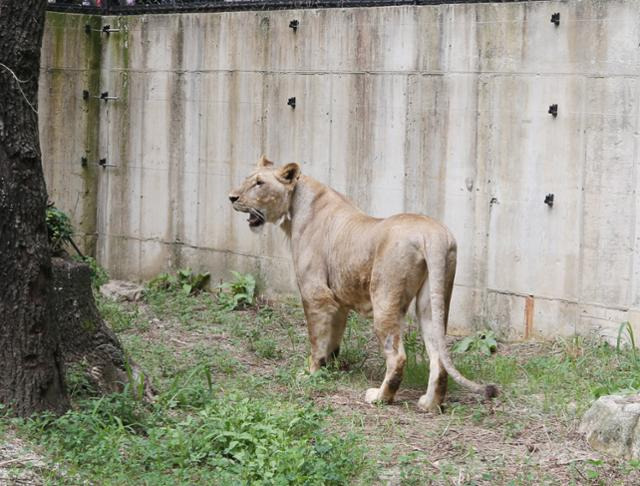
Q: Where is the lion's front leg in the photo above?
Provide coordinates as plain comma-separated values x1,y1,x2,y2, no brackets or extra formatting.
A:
301,291,347,373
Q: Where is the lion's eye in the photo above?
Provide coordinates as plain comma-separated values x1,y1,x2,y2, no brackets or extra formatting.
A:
255,180,264,187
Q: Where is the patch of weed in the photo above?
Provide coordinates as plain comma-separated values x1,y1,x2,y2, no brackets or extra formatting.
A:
257,305,303,355
453,329,498,356
21,389,367,485
253,337,283,360
143,285,220,330
46,204,74,253
96,295,145,333
65,361,99,400
403,321,428,388
217,271,256,310
121,335,179,386
398,451,434,485
78,255,109,289
333,312,371,372
158,363,216,411
192,345,241,376
276,366,341,399
617,321,639,368
149,268,211,296
521,339,640,412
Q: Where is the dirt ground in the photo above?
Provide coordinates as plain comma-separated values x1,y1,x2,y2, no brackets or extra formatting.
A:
0,431,47,485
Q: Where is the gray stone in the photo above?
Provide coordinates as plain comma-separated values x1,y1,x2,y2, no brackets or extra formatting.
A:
99,280,144,302
579,394,640,459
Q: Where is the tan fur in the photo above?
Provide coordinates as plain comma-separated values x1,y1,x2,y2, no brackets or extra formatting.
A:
229,157,498,411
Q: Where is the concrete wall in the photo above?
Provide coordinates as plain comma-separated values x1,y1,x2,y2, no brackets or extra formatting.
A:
40,1,640,340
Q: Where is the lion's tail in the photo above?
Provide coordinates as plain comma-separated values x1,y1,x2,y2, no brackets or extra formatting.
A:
418,239,499,400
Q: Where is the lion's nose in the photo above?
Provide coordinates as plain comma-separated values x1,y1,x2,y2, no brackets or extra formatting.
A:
229,195,239,203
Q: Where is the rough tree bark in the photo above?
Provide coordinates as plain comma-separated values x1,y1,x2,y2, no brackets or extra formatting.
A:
0,1,152,415
52,258,153,399
0,0,69,416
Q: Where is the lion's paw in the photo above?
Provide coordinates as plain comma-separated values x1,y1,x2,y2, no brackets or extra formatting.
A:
417,394,443,413
365,387,382,404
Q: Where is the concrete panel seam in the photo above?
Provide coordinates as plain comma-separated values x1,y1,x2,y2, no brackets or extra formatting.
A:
628,76,640,306
97,68,640,79
102,234,291,262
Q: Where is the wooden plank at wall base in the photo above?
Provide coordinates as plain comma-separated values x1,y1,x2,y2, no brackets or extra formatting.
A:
525,295,534,340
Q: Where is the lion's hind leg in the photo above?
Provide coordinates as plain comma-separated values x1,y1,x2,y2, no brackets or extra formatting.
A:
416,278,448,412
417,249,456,412
364,298,408,404
365,248,424,405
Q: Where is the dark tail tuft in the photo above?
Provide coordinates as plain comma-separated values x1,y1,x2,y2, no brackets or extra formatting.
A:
484,384,499,399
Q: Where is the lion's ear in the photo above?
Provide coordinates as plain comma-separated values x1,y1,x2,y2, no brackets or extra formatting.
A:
257,155,274,168
276,163,301,185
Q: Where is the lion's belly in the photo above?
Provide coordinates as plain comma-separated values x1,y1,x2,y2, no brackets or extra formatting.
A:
326,239,377,317
332,274,374,318
353,300,374,318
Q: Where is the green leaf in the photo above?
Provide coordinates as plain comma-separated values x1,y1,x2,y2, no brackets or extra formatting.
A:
453,336,474,354
585,469,599,480
484,335,498,352
478,342,490,356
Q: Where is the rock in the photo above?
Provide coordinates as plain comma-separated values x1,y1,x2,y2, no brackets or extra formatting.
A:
100,280,145,302
579,394,640,459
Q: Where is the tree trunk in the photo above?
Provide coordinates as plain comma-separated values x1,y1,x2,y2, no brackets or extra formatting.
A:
0,0,69,416
52,258,153,399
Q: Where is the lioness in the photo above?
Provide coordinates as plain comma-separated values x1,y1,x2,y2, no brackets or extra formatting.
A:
229,156,498,411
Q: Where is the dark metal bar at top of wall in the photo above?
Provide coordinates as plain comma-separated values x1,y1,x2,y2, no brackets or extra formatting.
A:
47,0,551,16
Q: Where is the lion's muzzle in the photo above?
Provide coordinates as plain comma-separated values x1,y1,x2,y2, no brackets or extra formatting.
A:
229,199,266,229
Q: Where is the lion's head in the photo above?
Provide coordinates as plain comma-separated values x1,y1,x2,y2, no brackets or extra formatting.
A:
228,156,301,232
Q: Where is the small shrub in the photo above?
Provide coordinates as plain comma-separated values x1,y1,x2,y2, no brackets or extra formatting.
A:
76,255,109,289
46,204,74,253
453,330,498,356
617,321,638,362
217,271,256,310
148,268,210,296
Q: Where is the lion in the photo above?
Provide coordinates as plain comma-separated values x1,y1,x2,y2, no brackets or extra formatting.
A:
228,156,498,411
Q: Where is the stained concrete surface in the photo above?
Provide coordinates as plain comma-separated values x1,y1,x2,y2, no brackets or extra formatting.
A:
40,1,640,339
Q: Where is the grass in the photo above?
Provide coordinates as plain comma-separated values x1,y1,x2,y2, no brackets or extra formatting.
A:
6,277,640,484
96,294,146,333
22,392,365,485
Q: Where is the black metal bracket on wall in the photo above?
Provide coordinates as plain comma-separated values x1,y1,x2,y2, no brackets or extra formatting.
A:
85,23,121,34
83,90,119,102
98,158,117,168
81,156,116,168
544,193,554,207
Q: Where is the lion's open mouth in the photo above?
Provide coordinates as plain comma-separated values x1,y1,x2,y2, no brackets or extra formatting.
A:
247,209,265,228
